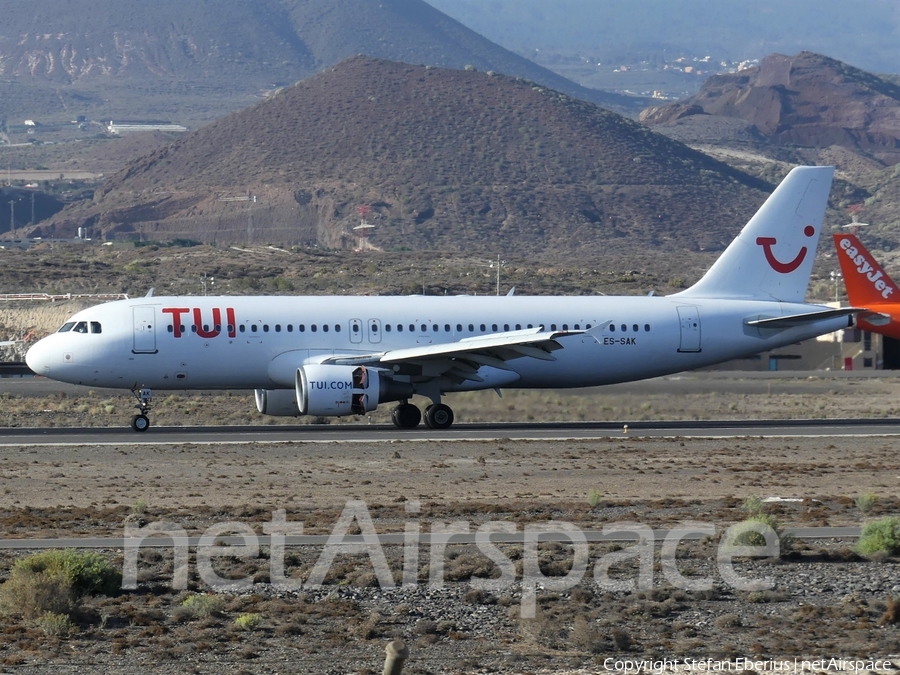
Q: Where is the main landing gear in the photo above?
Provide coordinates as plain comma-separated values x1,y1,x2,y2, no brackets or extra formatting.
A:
130,387,153,432
390,401,454,430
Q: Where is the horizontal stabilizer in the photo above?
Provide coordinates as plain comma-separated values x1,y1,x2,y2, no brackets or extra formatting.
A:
745,307,859,329
858,311,891,327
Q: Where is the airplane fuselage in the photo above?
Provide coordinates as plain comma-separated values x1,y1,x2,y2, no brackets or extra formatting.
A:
26,294,849,392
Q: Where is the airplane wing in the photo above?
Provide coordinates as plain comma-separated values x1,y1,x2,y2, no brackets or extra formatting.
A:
324,325,602,383
745,308,859,329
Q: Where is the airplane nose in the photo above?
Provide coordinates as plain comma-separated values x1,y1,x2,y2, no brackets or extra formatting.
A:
25,338,53,376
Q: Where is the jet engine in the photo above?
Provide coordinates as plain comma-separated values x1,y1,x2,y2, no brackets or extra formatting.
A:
254,389,301,416
295,364,413,417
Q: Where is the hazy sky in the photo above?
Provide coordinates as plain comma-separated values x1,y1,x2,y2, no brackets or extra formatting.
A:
425,0,900,74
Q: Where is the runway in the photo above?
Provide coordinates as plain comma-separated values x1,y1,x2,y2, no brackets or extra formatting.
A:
1,417,900,445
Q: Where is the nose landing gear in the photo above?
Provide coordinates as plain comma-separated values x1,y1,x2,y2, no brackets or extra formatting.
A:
130,387,153,432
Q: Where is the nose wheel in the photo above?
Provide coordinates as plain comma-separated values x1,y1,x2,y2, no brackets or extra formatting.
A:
130,414,150,432
130,387,153,432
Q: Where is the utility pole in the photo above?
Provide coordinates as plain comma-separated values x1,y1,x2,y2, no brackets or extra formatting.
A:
9,200,13,239
247,192,256,246
30,192,34,226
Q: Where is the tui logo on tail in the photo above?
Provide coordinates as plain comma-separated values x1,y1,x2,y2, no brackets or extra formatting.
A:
756,226,816,274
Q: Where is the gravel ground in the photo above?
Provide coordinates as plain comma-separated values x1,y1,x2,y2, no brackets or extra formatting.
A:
0,430,899,673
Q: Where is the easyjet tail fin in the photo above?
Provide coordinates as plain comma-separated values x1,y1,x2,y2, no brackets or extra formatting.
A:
833,233,899,305
673,166,835,302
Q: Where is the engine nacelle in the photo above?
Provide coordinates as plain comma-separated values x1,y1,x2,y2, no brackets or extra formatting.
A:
296,364,382,417
254,389,301,417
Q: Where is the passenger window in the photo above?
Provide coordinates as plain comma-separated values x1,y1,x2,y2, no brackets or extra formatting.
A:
504,324,509,331
421,324,427,332
371,324,378,332
468,324,474,332
586,323,591,329
90,322,102,334
287,325,293,332
562,324,568,331
620,324,626,332
432,325,438,332
645,324,650,332
353,324,360,333
167,325,173,333
58,322,76,333
444,324,451,332
263,325,269,332
299,325,305,332
227,324,234,333
515,324,521,330
409,324,415,332
633,324,639,332
456,324,462,332
323,324,329,332
492,324,498,331
397,325,403,332
385,324,392,332
610,324,616,332
574,324,580,330
275,325,281,332
203,325,209,332
527,324,533,329
191,325,198,333
251,325,257,333
335,324,340,332
240,325,246,333
551,324,557,331
311,325,317,332
480,324,486,332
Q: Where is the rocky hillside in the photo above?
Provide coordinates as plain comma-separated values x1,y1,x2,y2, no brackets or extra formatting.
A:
32,57,771,256
0,0,639,125
640,52,900,167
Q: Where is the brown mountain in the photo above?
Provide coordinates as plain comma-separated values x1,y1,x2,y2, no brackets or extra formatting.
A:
640,52,900,167
0,0,640,125
35,57,771,256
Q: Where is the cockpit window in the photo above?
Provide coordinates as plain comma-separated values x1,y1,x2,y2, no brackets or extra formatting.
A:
73,321,88,333
90,322,102,334
58,322,76,333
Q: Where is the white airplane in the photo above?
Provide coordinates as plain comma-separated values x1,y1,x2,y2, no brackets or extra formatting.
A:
26,166,854,432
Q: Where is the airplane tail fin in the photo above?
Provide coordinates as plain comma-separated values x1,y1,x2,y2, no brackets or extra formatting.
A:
833,233,899,305
673,166,835,302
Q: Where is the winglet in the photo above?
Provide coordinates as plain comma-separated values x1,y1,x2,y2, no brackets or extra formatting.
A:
833,233,899,305
673,166,835,302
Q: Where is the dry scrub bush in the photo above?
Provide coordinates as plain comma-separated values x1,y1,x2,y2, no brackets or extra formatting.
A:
178,593,225,619
234,612,263,630
0,568,76,620
35,611,75,636
0,550,120,620
858,517,900,556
